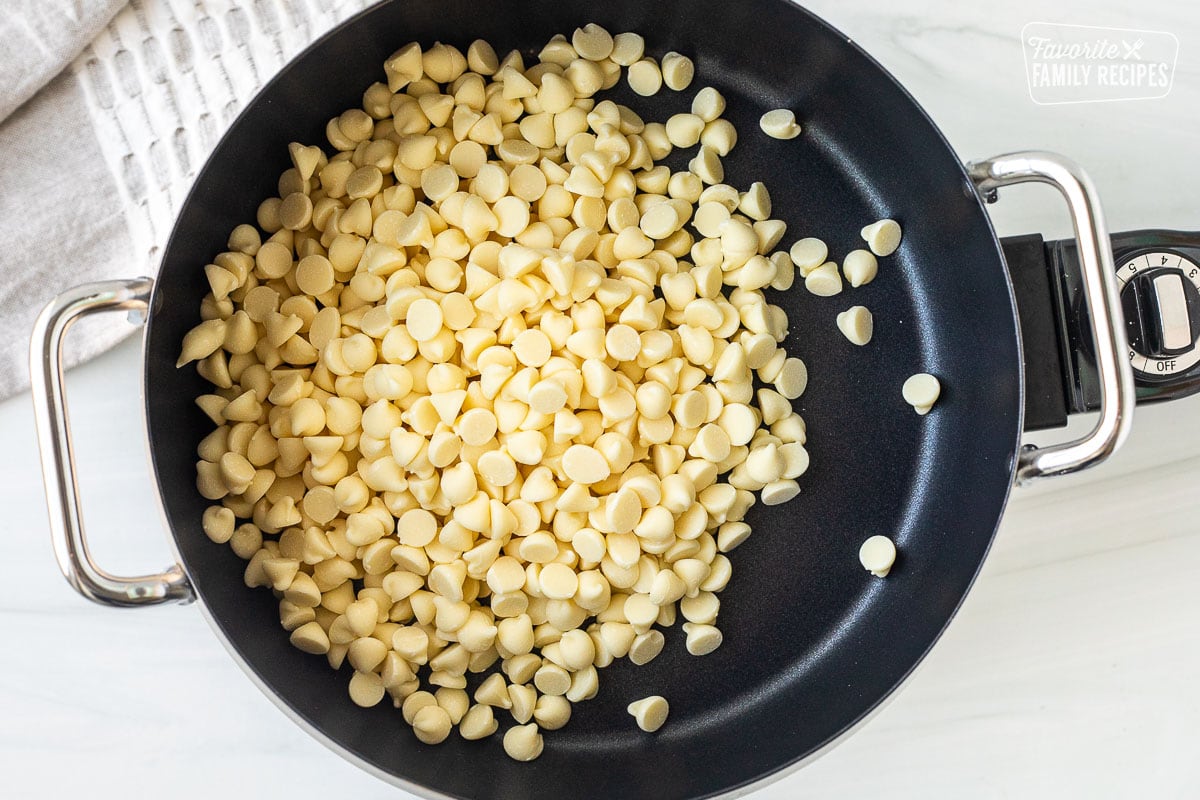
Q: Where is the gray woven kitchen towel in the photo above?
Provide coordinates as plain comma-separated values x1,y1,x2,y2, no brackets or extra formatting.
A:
0,0,373,399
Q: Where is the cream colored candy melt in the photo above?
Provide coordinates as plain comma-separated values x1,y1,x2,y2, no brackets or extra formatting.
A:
179,25,830,765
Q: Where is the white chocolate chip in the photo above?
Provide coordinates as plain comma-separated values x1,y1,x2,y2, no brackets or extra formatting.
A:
788,237,828,276
700,119,737,156
661,52,694,90
459,704,499,739
691,87,726,122
665,113,705,148
458,407,498,445
405,298,443,342
861,218,903,256
534,694,573,730
539,563,580,600
610,32,645,66
627,695,669,732
629,630,665,665
902,373,941,412
774,358,808,400
348,670,385,707
859,534,897,577
804,263,842,297
836,306,874,346
572,23,614,61
842,249,878,287
759,108,801,140
627,59,663,96
738,182,771,221
513,329,552,367
503,723,544,761
412,704,453,744
760,479,801,506
682,622,723,655
562,444,611,484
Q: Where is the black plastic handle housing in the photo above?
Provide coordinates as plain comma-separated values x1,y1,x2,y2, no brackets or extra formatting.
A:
1005,229,1200,430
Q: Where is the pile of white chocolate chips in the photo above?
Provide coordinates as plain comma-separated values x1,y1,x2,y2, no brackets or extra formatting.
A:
178,24,909,761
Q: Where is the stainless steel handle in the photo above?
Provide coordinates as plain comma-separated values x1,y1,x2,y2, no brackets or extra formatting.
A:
30,278,194,607
968,151,1135,485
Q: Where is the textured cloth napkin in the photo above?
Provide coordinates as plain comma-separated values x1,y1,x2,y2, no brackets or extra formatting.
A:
0,0,373,399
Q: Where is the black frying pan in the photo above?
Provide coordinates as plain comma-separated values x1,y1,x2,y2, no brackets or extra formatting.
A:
34,0,1166,798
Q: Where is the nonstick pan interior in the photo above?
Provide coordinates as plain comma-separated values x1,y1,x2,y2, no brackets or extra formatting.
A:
144,1,1023,797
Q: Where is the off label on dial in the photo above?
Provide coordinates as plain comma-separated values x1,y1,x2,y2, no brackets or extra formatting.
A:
1116,251,1200,377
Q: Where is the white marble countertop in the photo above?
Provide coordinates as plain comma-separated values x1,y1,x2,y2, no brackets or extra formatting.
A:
3,1,1199,797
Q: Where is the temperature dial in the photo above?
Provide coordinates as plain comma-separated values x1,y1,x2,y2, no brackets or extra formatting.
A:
1115,251,1200,379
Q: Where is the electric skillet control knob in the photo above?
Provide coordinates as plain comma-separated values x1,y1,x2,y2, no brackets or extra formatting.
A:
1115,251,1200,380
